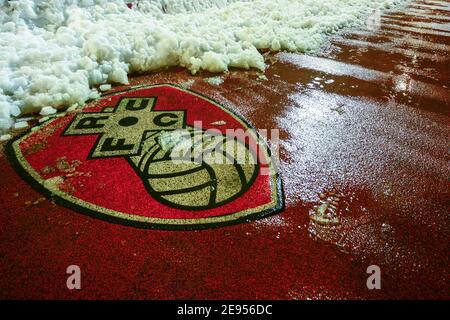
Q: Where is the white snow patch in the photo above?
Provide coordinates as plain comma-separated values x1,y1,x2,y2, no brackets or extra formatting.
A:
0,0,410,132
13,121,29,129
0,134,12,141
204,76,224,86
257,74,268,81
99,84,112,91
39,106,57,116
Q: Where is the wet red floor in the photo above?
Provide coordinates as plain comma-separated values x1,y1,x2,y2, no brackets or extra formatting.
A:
0,0,449,299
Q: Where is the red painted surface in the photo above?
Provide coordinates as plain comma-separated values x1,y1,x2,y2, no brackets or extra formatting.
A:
0,0,448,299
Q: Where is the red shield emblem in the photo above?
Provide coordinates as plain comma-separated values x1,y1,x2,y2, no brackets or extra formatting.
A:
7,84,283,229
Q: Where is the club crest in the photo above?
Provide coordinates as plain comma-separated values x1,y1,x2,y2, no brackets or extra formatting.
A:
7,84,283,229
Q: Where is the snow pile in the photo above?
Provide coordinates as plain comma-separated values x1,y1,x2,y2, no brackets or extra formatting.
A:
136,0,252,14
0,0,409,132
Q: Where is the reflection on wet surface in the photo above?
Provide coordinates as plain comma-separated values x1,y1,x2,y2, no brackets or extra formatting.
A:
176,0,449,299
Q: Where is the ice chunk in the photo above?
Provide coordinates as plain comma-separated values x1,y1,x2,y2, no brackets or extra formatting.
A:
0,134,12,141
13,121,29,129
39,107,57,116
204,76,224,86
99,84,112,92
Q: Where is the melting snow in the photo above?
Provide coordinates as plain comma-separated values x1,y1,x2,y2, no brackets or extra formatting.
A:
0,0,409,131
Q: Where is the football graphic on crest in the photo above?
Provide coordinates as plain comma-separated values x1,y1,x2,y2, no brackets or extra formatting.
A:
7,84,283,229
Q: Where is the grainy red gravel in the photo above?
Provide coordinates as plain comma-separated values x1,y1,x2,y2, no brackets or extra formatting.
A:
0,0,448,299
